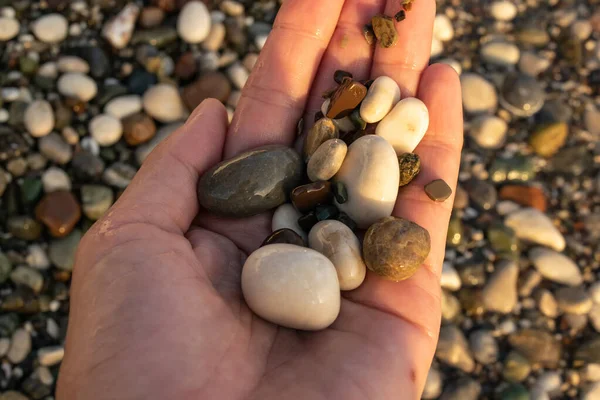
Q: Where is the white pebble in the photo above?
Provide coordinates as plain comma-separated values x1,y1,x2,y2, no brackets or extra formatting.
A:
490,0,518,21
359,76,401,123
272,203,307,242
430,37,443,58
227,63,249,90
469,115,507,149
32,14,68,43
177,1,211,44
433,14,454,42
24,100,54,138
26,244,50,270
38,62,58,79
376,97,429,155
0,109,8,123
529,247,583,286
80,137,100,156
254,33,268,50
1,7,16,19
57,73,98,102
143,84,187,123
0,16,19,41
2,87,20,101
460,73,498,114
102,3,139,49
441,262,462,291
42,166,71,193
104,95,142,119
57,56,90,74
572,20,592,41
38,346,64,367
590,282,600,304
89,114,123,147
481,42,520,66
505,208,566,251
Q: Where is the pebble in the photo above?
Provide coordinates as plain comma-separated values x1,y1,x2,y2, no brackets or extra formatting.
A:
136,122,182,164
499,185,547,212
534,371,562,396
140,6,165,28
303,118,339,161
49,230,81,271
582,383,600,400
397,153,421,187
430,38,443,58
529,122,568,157
89,114,123,146
371,14,398,48
441,262,461,291
122,112,156,146
291,181,333,213
461,73,498,114
481,42,520,66
10,266,43,293
202,23,226,51
469,329,499,365
143,84,187,122
32,14,68,43
177,1,211,44
363,216,430,281
434,14,454,42
0,337,9,357
7,216,42,241
500,73,545,117
334,136,399,228
436,325,475,372
22,367,53,398
0,392,29,400
483,260,519,314
376,97,429,155
35,191,81,238
103,162,137,188
326,80,367,119
7,329,31,364
24,100,54,138
359,76,401,123
439,378,481,400
519,51,551,76
182,72,232,109
57,73,98,102
81,185,114,220
585,104,600,135
38,133,72,165
555,287,592,315
306,139,347,182
41,166,71,193
505,208,565,251
102,3,139,49
529,247,583,286
425,179,453,202
309,220,366,291
0,17,19,41
508,329,561,368
241,244,340,330
469,115,507,149
422,368,443,399
26,244,50,270
490,0,518,21
575,338,600,364
57,56,90,74
104,95,143,119
272,203,307,242
504,350,532,382
226,63,249,90
536,289,559,318
198,145,303,217
262,229,305,247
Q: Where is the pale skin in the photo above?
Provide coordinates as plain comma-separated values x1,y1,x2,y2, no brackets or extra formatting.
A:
57,0,463,399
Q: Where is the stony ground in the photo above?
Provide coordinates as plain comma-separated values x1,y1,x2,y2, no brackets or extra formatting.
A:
0,0,599,399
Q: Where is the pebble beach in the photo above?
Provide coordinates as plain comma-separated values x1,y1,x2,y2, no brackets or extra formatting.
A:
0,0,599,399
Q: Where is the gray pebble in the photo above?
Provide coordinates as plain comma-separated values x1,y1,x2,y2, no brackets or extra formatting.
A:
49,230,82,271
7,328,31,364
38,132,72,165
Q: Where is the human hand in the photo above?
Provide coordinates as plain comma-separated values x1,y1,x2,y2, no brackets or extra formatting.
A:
57,0,462,399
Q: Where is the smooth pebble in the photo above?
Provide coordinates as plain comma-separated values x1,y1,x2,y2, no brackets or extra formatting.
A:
481,42,520,66
57,73,98,102
376,97,429,155
57,56,90,74
490,0,518,21
0,17,19,41
272,203,307,242
505,208,565,251
529,247,583,286
306,139,347,182
177,1,211,44
469,115,507,149
359,76,401,123
441,262,461,291
102,3,139,49
434,14,454,41
24,100,54,138
143,84,187,122
461,73,498,114
42,167,71,193
32,14,68,43
104,95,142,119
89,114,123,146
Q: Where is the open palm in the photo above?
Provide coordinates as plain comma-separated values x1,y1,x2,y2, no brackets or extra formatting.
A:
57,0,463,399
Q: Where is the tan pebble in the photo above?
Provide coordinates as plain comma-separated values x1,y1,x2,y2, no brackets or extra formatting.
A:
307,139,347,182
303,118,338,161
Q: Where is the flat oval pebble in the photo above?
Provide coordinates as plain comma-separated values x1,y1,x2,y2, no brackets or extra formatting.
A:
303,118,338,160
363,216,431,281
241,244,340,330
261,228,305,247
359,76,401,123
469,115,507,149
272,203,307,241
122,113,156,146
529,247,583,286
104,95,143,119
291,181,333,213
89,114,123,146
42,167,71,193
177,1,211,44
32,14,68,43
505,207,565,251
500,73,545,117
0,17,19,42
198,145,303,217
24,100,55,138
481,42,521,66
57,73,98,102
490,0,518,21
334,135,399,228
308,220,366,291
57,56,90,74
376,97,429,155
143,84,187,122
306,139,347,182
460,73,498,114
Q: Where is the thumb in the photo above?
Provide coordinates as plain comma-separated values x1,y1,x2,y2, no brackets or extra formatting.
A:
109,99,228,234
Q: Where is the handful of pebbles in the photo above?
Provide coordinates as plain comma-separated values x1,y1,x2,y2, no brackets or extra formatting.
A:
198,71,451,331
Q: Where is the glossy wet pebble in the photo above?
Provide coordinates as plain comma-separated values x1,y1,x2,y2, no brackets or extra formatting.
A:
363,216,431,281
309,220,366,291
241,244,340,330
376,97,429,155
198,145,303,217
359,76,401,123
326,80,367,119
500,73,545,117
306,139,347,182
334,135,399,228
291,181,333,213
262,228,305,247
143,84,187,122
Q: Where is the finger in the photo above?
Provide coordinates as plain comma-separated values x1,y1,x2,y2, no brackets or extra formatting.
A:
371,0,436,97
107,99,229,234
345,63,463,390
224,0,345,157
303,0,384,122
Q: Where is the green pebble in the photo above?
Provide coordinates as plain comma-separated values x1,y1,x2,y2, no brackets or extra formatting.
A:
332,181,348,204
446,214,463,247
315,205,339,221
0,252,12,284
490,156,536,183
488,223,519,259
19,56,39,76
336,211,357,231
498,383,530,400
349,109,367,130
20,177,43,205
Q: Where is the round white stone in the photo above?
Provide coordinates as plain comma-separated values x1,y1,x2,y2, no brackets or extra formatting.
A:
42,166,71,193
308,220,366,291
334,135,399,229
529,247,583,286
57,56,90,74
430,37,443,58
376,97,429,155
490,0,518,21
441,262,462,291
24,100,54,138
0,17,19,41
241,244,340,330
433,14,454,41
359,76,401,123
57,73,98,102
469,115,507,149
481,42,521,66
104,95,142,119
32,14,68,43
460,73,498,114
143,84,187,123
272,203,307,242
89,114,123,146
177,1,211,44
226,63,249,90
505,208,566,251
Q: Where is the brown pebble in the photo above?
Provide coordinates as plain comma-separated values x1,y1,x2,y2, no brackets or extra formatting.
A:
122,113,157,146
140,6,165,28
424,179,453,202
326,79,367,119
291,181,333,213
174,52,197,80
303,118,339,160
363,24,375,45
306,139,347,182
334,70,353,84
182,72,231,109
499,185,547,212
453,184,469,209
371,14,398,48
261,228,306,247
363,216,431,281
35,191,81,238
